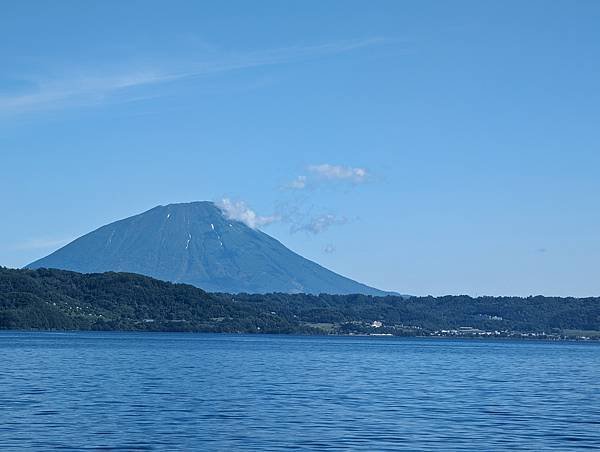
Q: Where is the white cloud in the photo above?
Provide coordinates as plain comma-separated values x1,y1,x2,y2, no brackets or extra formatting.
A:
286,163,371,189
308,164,369,184
0,37,385,115
217,198,279,229
217,197,347,235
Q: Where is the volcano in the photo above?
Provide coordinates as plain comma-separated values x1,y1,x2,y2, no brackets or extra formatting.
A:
27,202,388,295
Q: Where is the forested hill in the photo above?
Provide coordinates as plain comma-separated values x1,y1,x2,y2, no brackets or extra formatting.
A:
1,267,599,338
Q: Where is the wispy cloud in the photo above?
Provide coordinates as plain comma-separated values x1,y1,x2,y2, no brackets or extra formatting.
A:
216,196,349,235
323,244,336,254
308,164,369,183
0,37,385,115
13,237,73,251
219,161,374,234
286,163,371,190
0,72,171,113
275,201,349,234
286,176,307,190
217,198,279,229
290,213,348,234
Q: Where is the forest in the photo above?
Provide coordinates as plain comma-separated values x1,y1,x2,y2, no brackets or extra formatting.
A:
1,267,599,338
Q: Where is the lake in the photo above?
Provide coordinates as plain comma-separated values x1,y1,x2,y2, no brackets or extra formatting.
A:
1,332,599,451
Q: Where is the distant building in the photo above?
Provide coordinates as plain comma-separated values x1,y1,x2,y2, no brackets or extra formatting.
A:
371,321,383,328
458,326,482,334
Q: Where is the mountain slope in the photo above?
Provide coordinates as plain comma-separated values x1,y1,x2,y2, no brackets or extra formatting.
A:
27,201,388,295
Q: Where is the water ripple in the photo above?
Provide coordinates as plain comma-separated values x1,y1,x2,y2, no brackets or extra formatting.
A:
1,332,599,451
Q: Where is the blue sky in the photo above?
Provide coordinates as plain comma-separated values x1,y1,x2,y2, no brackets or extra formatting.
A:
1,1,599,296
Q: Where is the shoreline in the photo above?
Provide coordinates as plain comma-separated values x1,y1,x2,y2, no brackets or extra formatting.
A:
2,328,598,342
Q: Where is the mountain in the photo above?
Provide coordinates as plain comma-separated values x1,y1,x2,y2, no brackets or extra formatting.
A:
27,201,389,295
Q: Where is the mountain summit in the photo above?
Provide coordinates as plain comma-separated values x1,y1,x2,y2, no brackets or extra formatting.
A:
27,202,388,295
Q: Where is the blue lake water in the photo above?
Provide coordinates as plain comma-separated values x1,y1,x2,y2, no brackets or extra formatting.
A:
1,332,599,451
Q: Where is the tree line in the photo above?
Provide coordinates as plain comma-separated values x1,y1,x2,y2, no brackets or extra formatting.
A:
1,267,598,335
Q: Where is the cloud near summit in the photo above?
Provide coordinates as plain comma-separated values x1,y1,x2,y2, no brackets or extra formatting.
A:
217,197,348,235
223,163,372,233
217,198,279,229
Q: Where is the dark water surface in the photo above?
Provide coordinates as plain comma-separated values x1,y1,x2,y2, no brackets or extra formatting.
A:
1,332,599,451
